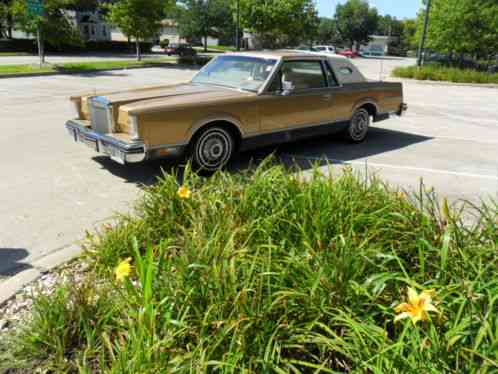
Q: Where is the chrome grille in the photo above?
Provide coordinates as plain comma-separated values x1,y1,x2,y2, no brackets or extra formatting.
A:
89,96,113,134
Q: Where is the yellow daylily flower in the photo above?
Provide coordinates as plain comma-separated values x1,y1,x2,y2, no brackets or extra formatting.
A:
177,186,192,199
115,258,132,282
394,287,439,325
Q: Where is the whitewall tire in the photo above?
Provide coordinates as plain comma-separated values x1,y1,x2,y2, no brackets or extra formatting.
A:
191,126,235,172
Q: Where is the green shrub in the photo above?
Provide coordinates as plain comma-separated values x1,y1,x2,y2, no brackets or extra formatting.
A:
1,162,497,373
159,39,170,49
393,64,498,84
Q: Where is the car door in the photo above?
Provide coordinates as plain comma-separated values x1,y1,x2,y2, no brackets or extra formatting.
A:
257,59,336,133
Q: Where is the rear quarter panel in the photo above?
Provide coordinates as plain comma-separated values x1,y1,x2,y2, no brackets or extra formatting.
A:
333,81,403,120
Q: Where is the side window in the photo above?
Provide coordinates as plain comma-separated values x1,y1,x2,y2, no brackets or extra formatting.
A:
324,61,339,87
268,71,282,92
280,61,327,91
339,67,353,75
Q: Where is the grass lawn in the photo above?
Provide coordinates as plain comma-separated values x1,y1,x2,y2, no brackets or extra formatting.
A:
1,161,497,372
0,52,32,57
0,57,177,76
393,64,498,84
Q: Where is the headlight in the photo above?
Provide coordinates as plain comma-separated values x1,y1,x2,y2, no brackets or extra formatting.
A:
70,100,81,119
128,115,141,141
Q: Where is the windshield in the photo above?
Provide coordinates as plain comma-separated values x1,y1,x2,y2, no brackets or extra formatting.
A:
191,55,277,91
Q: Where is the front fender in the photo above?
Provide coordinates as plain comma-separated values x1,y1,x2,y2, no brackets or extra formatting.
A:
188,113,245,142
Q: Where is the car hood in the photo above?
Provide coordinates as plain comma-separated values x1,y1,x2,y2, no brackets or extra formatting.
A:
97,83,232,105
117,84,255,115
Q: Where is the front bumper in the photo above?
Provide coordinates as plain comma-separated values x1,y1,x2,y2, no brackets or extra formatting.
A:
66,120,146,164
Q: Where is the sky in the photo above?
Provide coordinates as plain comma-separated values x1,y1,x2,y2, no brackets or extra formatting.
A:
316,0,422,19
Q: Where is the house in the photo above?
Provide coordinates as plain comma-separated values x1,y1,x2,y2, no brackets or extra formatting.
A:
360,35,393,56
72,10,110,42
110,19,184,44
10,9,111,42
157,19,185,44
242,31,261,50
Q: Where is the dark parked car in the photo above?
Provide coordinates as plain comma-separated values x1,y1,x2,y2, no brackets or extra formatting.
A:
165,44,197,57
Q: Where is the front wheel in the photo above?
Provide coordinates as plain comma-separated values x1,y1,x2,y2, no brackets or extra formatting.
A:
345,108,370,143
190,126,235,172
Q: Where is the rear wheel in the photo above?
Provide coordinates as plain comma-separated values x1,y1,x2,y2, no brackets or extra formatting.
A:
190,126,235,172
345,108,370,143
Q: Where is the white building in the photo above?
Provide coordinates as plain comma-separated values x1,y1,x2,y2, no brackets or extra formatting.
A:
73,10,110,42
10,9,111,42
360,35,392,56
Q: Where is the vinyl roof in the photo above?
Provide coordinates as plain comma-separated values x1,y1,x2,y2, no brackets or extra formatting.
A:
225,50,350,61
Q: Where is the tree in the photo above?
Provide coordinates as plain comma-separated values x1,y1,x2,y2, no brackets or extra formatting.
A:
106,0,165,61
0,1,9,38
11,0,82,62
400,19,417,53
418,0,498,63
176,0,233,51
335,0,378,50
239,0,319,48
315,17,341,45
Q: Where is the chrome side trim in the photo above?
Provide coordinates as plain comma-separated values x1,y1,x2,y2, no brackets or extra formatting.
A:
243,118,351,139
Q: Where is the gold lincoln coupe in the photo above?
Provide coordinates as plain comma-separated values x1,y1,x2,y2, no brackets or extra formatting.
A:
66,51,407,171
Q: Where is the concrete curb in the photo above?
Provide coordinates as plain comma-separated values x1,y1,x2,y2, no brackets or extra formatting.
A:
0,244,81,306
0,61,203,80
392,77,498,89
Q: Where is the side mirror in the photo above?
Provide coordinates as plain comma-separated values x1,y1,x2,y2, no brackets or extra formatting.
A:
281,80,294,96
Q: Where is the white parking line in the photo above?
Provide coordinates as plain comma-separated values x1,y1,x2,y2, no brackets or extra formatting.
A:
283,154,498,181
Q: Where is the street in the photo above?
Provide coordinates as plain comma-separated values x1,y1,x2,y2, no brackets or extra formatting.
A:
0,52,165,66
1,57,497,279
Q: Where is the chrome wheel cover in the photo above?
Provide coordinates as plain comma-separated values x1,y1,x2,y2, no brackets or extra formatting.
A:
195,127,233,171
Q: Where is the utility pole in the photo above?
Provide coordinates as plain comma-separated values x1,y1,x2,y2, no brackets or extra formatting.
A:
417,0,432,67
235,0,240,51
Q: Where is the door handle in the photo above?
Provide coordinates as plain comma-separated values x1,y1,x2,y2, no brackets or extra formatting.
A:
322,94,333,101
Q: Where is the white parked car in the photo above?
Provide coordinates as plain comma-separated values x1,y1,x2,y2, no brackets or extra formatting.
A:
314,45,337,54
151,45,165,53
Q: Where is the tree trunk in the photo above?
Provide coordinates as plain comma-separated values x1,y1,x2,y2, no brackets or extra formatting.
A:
203,35,207,52
40,38,45,64
37,27,45,65
7,13,13,39
136,39,141,61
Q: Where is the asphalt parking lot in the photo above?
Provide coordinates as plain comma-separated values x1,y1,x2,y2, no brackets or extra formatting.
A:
0,57,497,280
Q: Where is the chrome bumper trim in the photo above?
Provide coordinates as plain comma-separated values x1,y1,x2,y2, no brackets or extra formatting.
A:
65,120,146,164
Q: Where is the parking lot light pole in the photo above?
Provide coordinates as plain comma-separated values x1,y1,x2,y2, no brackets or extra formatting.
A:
235,0,240,51
417,0,432,67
